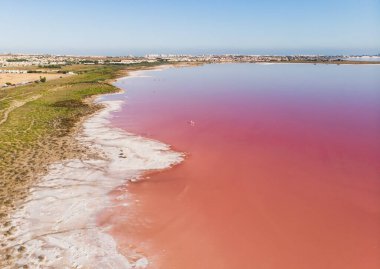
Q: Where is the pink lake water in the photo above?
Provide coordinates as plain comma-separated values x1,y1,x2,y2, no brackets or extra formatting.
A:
100,63,380,269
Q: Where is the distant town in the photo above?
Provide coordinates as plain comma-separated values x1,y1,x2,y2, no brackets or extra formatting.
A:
1,53,380,67
1,53,379,88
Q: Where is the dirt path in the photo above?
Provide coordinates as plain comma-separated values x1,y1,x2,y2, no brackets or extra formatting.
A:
0,95,42,126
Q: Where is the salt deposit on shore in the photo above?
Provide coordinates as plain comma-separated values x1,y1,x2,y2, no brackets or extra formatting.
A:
2,70,183,268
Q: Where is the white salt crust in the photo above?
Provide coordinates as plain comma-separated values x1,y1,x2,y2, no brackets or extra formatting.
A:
3,69,183,268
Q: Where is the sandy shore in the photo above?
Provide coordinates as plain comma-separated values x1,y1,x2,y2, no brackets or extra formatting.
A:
0,67,183,268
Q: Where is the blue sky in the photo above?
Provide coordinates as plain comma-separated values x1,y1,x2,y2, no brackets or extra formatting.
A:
0,0,379,55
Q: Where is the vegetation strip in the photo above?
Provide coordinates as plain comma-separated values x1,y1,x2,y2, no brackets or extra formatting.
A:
0,63,167,266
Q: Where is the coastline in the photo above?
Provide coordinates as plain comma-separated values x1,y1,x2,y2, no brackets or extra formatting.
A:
2,61,377,268
1,66,183,268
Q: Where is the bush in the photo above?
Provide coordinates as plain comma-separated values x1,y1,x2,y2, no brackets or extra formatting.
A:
40,77,47,83
27,70,42,73
38,65,62,69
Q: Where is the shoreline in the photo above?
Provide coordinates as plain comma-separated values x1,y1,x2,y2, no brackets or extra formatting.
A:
2,61,376,267
0,65,183,268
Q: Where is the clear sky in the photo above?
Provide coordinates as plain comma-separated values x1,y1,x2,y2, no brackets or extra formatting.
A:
0,0,379,55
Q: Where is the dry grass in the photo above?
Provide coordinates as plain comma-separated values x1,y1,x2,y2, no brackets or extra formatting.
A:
0,73,71,85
